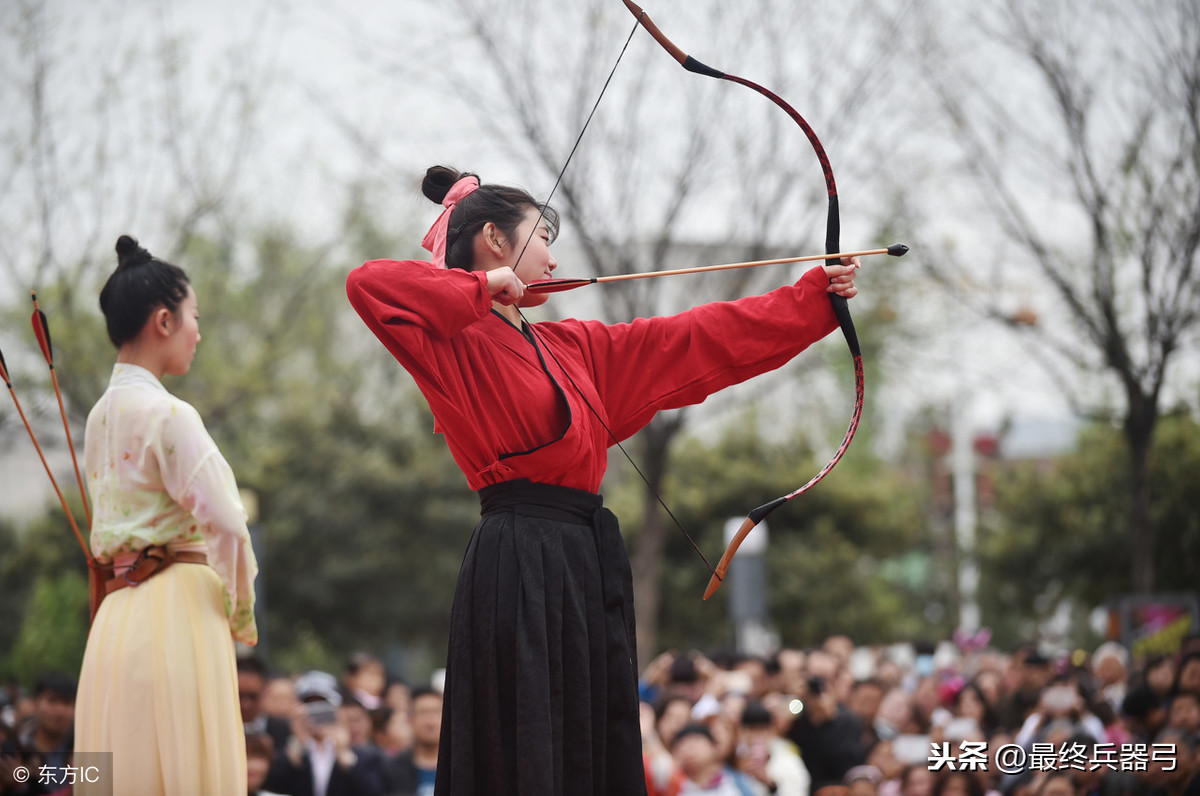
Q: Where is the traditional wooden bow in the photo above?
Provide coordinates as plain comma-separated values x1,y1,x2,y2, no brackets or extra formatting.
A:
621,1,876,599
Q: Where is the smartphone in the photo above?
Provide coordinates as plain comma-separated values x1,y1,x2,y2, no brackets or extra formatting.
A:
893,734,931,765
305,701,338,726
1044,686,1076,712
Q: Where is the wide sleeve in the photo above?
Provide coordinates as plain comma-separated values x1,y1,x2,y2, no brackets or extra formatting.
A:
345,259,495,390
557,265,841,441
153,402,259,645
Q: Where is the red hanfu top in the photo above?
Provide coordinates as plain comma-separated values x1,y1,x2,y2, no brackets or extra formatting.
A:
346,260,839,492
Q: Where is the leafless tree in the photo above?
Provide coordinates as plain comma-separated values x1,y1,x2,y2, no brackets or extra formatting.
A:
913,0,1200,593
0,0,292,418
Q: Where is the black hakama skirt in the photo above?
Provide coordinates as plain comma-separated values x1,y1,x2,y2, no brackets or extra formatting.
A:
434,479,648,796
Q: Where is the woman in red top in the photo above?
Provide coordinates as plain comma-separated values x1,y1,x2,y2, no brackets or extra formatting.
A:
346,165,859,796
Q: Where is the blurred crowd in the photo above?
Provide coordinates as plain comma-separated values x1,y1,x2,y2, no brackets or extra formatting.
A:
635,633,1200,796
2,632,1199,796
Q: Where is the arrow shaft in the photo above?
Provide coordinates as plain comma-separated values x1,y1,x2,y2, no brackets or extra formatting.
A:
527,245,903,294
3,382,94,565
594,246,889,283
31,292,93,526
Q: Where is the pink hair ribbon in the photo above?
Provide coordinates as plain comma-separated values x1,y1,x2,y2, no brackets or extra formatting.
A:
420,176,480,268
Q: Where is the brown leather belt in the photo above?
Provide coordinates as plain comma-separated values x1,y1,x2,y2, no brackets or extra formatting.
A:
104,544,209,596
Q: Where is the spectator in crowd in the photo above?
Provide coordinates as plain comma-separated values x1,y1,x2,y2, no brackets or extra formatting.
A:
1174,655,1200,699
876,687,925,741
897,765,935,796
661,723,760,796
867,740,906,796
1033,772,1078,796
999,648,1056,729
382,686,442,796
1123,685,1168,743
846,766,883,796
1073,740,1141,796
1014,674,1106,747
733,656,772,702
1166,691,1200,741
0,673,75,796
931,770,985,796
1144,657,1178,704
848,680,887,750
950,681,1000,740
1139,727,1198,796
643,651,719,709
339,697,377,751
786,672,866,792
0,682,20,735
646,692,701,790
264,670,384,796
1091,644,1130,714
240,656,292,753
973,669,1004,715
247,732,285,796
911,676,944,737
264,674,299,722
730,699,809,796
824,638,856,676
377,706,414,757
343,653,387,712
775,650,808,699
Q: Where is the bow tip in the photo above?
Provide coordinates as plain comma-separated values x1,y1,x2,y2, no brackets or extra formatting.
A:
887,243,909,257
702,573,723,600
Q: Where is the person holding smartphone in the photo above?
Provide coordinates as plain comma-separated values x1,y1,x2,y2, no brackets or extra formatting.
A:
1012,675,1106,748
263,671,384,796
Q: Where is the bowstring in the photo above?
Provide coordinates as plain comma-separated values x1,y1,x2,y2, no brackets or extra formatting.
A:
511,14,718,578
520,316,718,578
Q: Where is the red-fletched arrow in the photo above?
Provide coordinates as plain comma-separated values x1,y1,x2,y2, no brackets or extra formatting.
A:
31,291,92,526
526,244,907,294
0,342,93,565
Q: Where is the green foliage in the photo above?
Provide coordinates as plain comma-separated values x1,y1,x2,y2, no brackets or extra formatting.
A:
8,571,89,687
647,420,940,651
0,510,88,681
977,414,1200,649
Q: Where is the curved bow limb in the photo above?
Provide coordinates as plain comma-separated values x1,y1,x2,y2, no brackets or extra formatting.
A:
625,0,879,600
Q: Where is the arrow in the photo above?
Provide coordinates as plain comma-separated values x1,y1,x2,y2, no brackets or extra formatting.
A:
526,244,907,293
0,343,93,564
31,291,92,526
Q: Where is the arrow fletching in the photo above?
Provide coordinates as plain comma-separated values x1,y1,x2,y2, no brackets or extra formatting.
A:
30,292,54,367
525,277,598,294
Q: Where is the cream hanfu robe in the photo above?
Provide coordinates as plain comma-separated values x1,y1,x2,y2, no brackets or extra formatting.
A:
75,362,258,796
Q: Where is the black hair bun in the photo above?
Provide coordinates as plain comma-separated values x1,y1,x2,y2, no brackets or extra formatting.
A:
421,165,475,205
115,235,152,269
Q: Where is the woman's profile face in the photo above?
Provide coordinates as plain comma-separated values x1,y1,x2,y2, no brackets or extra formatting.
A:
502,208,557,307
162,285,201,376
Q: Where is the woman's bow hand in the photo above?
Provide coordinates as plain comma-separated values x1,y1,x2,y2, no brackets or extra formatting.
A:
823,255,860,298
